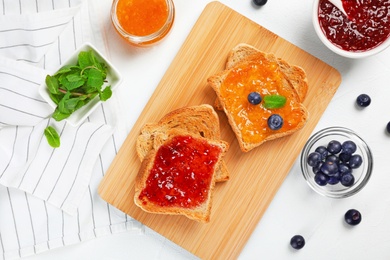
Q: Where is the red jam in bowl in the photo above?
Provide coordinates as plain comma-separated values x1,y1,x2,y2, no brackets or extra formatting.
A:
138,135,222,208
318,0,390,52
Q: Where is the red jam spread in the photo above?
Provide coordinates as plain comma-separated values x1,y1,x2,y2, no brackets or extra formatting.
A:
116,0,169,36
138,135,221,208
220,56,305,145
318,0,390,51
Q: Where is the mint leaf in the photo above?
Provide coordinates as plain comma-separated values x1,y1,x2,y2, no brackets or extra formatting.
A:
54,65,79,76
45,75,60,94
66,74,83,82
44,126,60,148
86,68,104,89
52,109,71,121
58,92,71,114
99,86,112,101
263,95,287,109
64,97,83,112
78,51,93,69
49,93,64,105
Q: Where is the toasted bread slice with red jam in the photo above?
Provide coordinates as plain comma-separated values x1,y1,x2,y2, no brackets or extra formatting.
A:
134,129,229,223
136,104,229,182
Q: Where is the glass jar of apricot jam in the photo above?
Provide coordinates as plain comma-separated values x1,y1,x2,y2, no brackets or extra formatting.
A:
111,0,175,46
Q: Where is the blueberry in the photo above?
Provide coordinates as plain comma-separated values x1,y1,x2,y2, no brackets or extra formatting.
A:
253,0,268,6
327,172,340,185
327,140,342,154
315,172,329,186
349,154,363,169
344,209,362,226
356,94,371,107
340,173,355,187
339,152,351,163
290,235,305,250
321,161,339,176
342,140,357,154
307,152,322,167
326,155,339,164
315,146,328,160
248,92,262,105
312,164,323,174
338,163,352,175
267,114,283,130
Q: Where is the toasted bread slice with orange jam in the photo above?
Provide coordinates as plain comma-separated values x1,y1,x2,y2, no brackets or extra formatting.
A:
214,43,308,109
136,104,229,182
134,129,229,223
208,44,309,152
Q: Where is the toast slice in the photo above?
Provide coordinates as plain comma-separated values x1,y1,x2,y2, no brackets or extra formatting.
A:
136,104,229,182
134,129,229,223
214,43,308,109
208,44,309,152
226,43,308,102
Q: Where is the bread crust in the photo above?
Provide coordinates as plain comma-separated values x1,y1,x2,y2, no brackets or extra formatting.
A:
208,44,309,152
134,129,229,223
136,104,229,182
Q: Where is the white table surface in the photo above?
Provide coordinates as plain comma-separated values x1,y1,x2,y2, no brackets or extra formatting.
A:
26,0,390,259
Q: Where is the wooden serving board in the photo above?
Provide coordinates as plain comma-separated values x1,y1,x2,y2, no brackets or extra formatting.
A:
99,2,341,259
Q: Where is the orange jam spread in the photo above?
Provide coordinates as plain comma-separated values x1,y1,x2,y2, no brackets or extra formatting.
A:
220,57,304,144
138,135,221,208
116,0,168,36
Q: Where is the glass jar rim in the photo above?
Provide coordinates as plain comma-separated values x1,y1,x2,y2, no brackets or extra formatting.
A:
111,0,175,45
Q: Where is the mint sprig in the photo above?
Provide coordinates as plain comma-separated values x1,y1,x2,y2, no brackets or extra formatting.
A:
263,95,287,109
44,49,112,148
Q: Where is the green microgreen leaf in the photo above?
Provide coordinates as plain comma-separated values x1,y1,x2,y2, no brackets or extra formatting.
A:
263,95,287,109
44,126,60,148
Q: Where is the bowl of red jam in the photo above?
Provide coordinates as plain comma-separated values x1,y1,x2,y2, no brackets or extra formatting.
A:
111,0,175,47
313,0,390,58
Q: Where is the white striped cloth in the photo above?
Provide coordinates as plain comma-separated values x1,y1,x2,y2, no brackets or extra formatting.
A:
0,0,142,259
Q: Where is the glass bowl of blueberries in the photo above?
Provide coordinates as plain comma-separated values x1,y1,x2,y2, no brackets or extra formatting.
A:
300,127,373,198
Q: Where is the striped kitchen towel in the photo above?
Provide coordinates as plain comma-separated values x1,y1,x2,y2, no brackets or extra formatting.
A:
0,0,142,259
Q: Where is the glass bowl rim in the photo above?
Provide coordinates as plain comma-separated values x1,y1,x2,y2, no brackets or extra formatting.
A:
300,126,373,198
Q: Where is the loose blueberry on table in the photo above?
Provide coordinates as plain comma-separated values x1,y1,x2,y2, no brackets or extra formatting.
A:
307,139,363,188
290,235,305,250
252,0,267,6
344,209,362,226
356,94,371,107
